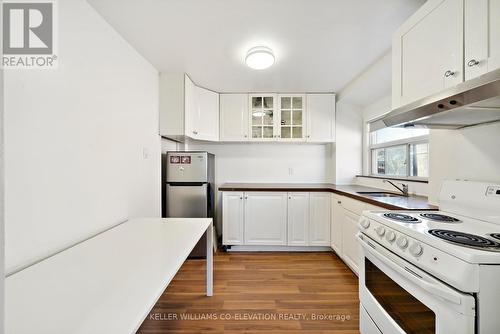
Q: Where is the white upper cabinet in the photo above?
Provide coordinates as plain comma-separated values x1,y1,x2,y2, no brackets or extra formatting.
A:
392,0,464,108
160,73,336,144
278,94,306,141
184,74,198,138
159,73,219,141
287,193,310,246
465,0,500,80
249,94,278,141
309,193,331,246
194,86,219,141
306,94,336,142
220,94,249,141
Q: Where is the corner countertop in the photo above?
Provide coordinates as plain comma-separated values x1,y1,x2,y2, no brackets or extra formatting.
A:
218,183,437,211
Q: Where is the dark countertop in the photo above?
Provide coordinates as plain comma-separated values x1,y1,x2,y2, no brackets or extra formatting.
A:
218,183,437,211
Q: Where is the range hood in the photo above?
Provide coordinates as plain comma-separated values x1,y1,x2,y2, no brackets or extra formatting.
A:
382,68,500,129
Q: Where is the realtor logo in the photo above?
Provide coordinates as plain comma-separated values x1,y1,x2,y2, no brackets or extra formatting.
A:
2,0,57,69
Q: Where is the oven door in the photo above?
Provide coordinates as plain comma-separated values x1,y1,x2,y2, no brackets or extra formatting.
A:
357,233,475,334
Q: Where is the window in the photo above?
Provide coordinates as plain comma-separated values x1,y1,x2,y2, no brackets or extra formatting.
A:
369,126,429,178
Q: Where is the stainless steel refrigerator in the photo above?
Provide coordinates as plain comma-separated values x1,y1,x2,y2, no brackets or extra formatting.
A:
164,151,215,258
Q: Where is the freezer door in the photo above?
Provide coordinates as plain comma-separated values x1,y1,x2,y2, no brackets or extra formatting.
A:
166,184,208,217
166,152,208,182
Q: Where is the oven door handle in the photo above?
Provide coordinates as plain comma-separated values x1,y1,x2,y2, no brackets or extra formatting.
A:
357,234,463,305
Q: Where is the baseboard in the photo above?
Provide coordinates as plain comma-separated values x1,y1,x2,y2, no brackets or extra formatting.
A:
227,245,332,252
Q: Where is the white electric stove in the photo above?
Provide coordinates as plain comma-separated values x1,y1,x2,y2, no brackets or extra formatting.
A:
358,180,500,334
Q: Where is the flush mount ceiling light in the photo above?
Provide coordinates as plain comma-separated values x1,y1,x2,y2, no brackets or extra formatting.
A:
245,46,275,70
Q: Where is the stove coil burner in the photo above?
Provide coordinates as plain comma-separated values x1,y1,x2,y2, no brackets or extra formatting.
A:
383,213,420,223
489,233,500,241
420,213,461,223
429,229,500,251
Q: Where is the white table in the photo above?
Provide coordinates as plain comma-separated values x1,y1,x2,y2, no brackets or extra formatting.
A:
6,218,213,334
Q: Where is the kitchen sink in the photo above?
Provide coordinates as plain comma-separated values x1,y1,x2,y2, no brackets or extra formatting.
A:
356,191,405,198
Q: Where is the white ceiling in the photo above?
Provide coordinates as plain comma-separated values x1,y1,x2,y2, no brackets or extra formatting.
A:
88,0,424,99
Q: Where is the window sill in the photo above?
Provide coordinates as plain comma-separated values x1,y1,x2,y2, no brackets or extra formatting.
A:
356,175,429,184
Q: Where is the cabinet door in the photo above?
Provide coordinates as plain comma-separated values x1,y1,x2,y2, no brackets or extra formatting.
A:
309,193,331,246
278,95,306,141
220,94,249,141
306,94,336,142
244,192,287,245
196,86,219,141
222,192,244,245
341,209,360,274
392,0,463,108
184,74,198,138
249,94,277,141
465,0,500,80
287,193,309,246
331,196,343,254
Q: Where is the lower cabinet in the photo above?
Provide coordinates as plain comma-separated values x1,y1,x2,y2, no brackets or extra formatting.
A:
222,191,330,247
330,195,343,254
244,192,288,245
331,195,385,275
222,192,245,245
309,193,331,246
287,193,310,246
341,209,361,274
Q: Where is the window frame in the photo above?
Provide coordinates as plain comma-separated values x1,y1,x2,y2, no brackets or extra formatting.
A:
369,134,429,181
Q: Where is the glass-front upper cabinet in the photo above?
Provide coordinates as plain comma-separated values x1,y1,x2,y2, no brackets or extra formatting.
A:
249,94,277,140
278,94,305,140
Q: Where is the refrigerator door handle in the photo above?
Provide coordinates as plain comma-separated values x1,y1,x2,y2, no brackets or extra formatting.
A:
167,182,207,186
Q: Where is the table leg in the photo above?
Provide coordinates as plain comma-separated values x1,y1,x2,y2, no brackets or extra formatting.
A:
206,223,213,296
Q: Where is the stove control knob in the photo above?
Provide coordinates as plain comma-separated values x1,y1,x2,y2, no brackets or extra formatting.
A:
397,236,408,249
376,226,385,237
409,242,424,257
386,230,396,243
359,218,370,229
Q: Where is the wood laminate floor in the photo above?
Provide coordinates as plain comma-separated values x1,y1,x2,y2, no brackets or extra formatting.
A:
137,252,360,334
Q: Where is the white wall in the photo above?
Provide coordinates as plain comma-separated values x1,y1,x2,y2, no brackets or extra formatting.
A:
4,0,160,274
428,123,500,204
0,6,5,327
334,101,363,184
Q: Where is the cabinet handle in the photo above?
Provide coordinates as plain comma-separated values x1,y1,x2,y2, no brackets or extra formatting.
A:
467,59,480,67
192,130,198,135
444,70,455,77
337,201,341,204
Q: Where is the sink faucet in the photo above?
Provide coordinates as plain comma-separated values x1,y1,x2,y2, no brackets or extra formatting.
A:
383,179,409,197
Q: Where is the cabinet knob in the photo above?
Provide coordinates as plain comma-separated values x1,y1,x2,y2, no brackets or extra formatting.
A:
239,196,243,200
192,130,198,135
444,70,455,77
307,135,311,138
244,134,248,138
467,59,480,67
337,201,341,204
